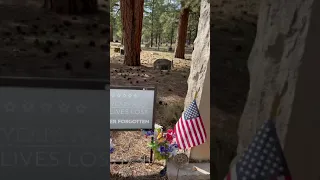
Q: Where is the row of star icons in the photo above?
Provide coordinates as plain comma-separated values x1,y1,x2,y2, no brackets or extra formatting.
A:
2,102,87,113
110,93,138,98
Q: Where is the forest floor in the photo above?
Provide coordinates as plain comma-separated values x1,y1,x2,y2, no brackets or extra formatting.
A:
109,43,193,179
0,1,110,79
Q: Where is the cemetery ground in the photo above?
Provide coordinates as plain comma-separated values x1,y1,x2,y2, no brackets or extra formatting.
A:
0,1,110,79
110,42,192,179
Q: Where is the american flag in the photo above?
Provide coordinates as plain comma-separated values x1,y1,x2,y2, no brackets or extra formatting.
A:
224,120,292,180
174,99,207,149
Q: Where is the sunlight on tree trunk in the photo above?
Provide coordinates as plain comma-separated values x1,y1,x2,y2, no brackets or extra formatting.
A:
120,0,144,66
174,7,190,59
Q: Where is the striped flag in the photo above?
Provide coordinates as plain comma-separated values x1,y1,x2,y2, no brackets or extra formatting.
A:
174,99,207,149
224,120,292,180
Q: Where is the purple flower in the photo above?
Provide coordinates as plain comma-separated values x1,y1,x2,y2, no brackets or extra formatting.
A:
169,143,178,149
142,130,154,137
168,143,178,157
146,130,154,136
110,147,115,153
158,145,167,154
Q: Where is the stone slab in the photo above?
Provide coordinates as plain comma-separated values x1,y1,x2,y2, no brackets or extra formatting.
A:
167,162,210,180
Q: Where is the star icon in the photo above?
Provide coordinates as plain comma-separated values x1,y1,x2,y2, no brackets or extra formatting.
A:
22,101,34,112
41,103,52,112
128,94,132,98
58,102,69,113
4,102,15,112
76,104,86,113
117,94,121,98
123,94,126,98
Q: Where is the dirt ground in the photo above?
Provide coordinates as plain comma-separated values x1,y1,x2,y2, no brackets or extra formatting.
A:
0,0,110,79
109,43,193,178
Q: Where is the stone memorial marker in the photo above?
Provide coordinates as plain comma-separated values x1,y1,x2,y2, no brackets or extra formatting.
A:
0,77,110,180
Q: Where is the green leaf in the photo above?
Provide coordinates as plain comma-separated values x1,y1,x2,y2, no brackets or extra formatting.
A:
147,142,156,148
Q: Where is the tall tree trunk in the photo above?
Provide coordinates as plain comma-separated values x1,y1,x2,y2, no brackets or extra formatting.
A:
120,0,144,66
150,0,155,47
187,28,192,45
170,25,174,47
47,0,98,14
155,33,158,47
174,7,190,59
110,24,113,42
187,13,192,45
158,33,161,50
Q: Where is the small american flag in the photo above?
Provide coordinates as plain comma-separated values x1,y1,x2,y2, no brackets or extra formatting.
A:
174,100,207,149
224,120,292,180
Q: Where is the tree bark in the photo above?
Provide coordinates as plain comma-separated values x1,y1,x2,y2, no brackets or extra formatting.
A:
174,7,190,59
150,0,155,47
120,0,144,66
187,27,192,45
110,24,113,42
158,33,161,50
170,25,174,48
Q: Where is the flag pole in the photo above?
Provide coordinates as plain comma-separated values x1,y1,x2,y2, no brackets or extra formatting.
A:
194,89,199,99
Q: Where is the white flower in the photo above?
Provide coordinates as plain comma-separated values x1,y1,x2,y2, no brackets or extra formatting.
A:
155,124,163,130
110,138,114,148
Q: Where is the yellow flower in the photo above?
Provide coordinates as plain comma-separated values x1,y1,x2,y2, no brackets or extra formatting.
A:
157,132,166,143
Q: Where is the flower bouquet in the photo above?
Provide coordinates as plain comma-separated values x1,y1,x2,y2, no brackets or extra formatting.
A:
142,124,179,161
